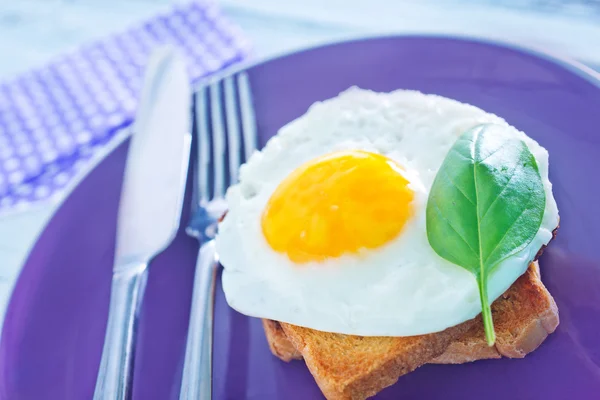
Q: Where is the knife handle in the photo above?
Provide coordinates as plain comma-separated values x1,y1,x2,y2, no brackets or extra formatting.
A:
180,240,217,400
94,262,149,400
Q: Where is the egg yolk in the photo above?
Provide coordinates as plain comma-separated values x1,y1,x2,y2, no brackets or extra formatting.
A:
261,150,414,263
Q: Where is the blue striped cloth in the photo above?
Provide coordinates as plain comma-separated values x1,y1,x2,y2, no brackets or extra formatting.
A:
0,1,250,212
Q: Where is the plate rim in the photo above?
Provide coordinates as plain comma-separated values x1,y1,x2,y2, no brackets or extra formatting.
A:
201,32,600,89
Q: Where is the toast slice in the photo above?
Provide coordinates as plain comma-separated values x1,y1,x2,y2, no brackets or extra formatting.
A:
431,262,559,363
262,262,559,399
281,316,476,400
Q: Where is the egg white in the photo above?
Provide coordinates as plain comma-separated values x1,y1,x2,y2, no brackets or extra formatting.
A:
216,87,559,336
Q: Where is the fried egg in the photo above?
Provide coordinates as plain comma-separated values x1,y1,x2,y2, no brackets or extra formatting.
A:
216,87,559,336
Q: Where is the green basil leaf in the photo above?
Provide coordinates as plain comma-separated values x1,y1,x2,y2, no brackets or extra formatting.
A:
426,124,545,345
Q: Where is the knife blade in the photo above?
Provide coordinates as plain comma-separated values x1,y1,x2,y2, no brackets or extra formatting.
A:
94,46,192,400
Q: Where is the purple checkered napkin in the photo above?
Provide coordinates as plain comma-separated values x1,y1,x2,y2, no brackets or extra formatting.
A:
0,0,250,213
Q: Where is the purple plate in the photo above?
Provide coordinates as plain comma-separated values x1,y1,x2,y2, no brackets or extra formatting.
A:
2,36,600,400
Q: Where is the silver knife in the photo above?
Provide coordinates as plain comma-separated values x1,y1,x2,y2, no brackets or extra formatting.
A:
94,47,192,400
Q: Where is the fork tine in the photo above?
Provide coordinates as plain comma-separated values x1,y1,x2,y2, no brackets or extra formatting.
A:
237,72,258,161
195,85,211,205
209,81,226,198
181,72,258,400
223,76,241,184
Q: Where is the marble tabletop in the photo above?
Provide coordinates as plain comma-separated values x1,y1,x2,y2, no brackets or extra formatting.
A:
0,0,599,336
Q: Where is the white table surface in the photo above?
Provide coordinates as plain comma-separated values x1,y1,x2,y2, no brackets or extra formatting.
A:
0,0,599,336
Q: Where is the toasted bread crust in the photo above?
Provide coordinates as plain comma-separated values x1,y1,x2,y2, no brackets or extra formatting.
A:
262,262,559,398
262,319,302,362
490,262,559,358
281,318,475,400
430,262,559,363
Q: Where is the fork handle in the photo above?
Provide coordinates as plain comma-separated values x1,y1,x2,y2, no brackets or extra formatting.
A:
94,262,148,400
180,240,218,400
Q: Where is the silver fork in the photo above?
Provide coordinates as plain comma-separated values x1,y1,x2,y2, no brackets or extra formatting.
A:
179,72,257,400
